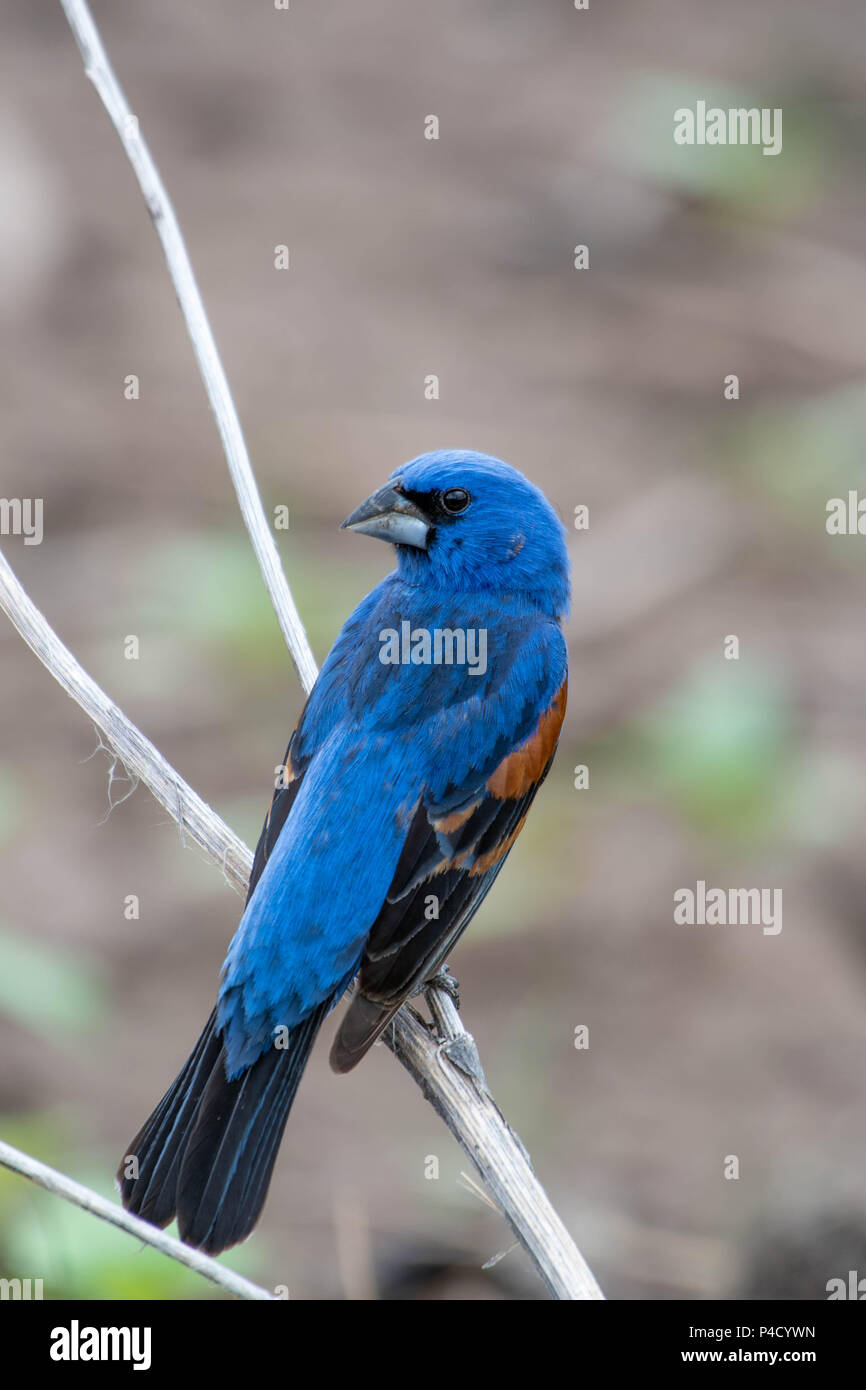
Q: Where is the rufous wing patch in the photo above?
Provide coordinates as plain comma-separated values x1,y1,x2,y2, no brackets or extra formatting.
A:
432,801,480,835
485,677,567,801
468,813,529,876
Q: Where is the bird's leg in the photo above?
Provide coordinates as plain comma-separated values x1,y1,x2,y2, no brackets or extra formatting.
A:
422,966,488,1092
423,963,460,1010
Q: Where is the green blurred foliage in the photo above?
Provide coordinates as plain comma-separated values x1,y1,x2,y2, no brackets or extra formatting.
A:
96,529,388,717
628,662,794,842
0,923,105,1037
610,74,827,215
132,531,377,666
723,387,866,550
0,1116,263,1300
132,532,295,672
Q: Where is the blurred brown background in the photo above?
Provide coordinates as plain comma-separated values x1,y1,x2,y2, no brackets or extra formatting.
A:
1,0,866,1299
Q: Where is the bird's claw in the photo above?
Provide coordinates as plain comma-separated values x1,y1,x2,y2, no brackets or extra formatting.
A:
424,964,461,1009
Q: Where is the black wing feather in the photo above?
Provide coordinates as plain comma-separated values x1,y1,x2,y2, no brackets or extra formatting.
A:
329,752,558,1073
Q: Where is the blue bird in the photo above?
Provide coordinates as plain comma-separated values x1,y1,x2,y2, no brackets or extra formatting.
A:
118,449,570,1254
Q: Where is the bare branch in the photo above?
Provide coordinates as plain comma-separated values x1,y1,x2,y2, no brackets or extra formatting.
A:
58,0,318,697
0,1139,275,1301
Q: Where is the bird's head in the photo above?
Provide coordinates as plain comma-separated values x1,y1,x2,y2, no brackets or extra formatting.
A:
341,449,570,617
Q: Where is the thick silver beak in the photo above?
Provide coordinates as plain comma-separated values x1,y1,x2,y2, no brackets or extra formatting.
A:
340,482,431,549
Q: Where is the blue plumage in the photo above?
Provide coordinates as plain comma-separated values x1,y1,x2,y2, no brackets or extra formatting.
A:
119,449,570,1253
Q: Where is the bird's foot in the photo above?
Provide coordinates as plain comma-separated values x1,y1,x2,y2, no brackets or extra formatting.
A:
423,964,461,1010
422,967,487,1090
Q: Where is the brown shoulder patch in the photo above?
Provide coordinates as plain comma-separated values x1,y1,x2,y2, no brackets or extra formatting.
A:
485,677,567,801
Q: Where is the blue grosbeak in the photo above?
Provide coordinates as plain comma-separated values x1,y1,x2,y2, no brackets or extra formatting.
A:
118,449,570,1253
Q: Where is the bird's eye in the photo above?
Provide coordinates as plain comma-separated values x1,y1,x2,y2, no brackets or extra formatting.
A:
439,487,471,515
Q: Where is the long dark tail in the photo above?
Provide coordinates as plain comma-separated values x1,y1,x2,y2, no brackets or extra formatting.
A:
117,1005,327,1255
